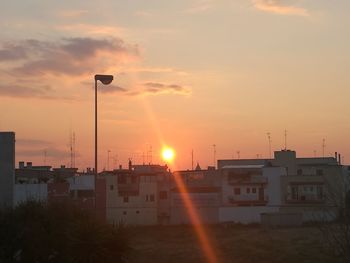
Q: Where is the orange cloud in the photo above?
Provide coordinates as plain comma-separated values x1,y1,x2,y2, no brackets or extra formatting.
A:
0,37,139,99
58,10,89,18
253,0,309,16
129,82,191,96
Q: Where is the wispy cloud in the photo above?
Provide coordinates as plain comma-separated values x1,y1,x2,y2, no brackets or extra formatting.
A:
0,83,52,98
17,147,69,159
134,10,153,18
185,0,213,14
6,37,139,76
17,138,53,147
253,0,309,16
97,84,127,94
58,10,89,18
130,82,191,96
55,23,125,36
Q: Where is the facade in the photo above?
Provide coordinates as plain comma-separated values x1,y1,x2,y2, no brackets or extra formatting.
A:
218,150,345,223
170,168,220,224
10,147,348,226
103,164,171,226
0,132,15,207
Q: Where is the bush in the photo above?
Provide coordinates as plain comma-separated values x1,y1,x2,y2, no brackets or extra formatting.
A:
0,201,130,263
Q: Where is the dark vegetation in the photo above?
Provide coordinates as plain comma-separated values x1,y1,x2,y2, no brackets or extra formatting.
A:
0,201,345,263
128,224,338,263
0,201,129,263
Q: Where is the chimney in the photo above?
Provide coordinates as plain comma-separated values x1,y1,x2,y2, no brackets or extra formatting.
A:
19,161,25,169
26,162,32,169
335,152,338,162
119,165,122,170
339,154,341,165
128,159,132,170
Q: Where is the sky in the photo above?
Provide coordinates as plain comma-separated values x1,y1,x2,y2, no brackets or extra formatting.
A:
0,0,349,170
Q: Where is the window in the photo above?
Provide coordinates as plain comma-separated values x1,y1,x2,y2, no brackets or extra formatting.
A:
234,188,241,195
252,188,256,194
136,210,140,214
297,169,303,175
146,195,149,201
291,186,298,200
246,188,250,194
159,191,168,200
123,196,129,203
150,194,155,202
123,211,127,215
110,184,114,191
317,186,324,200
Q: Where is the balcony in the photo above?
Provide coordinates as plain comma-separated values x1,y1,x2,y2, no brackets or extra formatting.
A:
228,175,267,185
227,195,268,206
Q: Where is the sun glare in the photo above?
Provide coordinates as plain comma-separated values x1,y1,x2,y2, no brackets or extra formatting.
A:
162,147,175,162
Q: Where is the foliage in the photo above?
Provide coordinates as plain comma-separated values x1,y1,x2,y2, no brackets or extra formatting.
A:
0,201,129,263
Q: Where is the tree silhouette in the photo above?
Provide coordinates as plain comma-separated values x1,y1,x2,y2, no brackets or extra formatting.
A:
0,201,129,263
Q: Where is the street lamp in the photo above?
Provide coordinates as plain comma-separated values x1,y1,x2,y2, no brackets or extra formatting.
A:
94,74,113,176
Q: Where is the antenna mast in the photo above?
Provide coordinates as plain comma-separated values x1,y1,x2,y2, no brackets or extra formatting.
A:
44,149,47,165
191,149,194,170
284,129,287,150
267,132,272,159
322,138,326,157
107,150,111,170
72,132,76,168
212,144,216,168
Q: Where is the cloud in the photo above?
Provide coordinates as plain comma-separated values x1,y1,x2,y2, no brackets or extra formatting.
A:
56,24,125,36
0,43,27,61
134,11,153,18
185,0,213,14
58,10,89,18
17,147,69,159
253,0,309,16
0,82,75,100
96,84,127,94
17,139,53,147
0,83,53,98
133,82,191,96
0,37,139,77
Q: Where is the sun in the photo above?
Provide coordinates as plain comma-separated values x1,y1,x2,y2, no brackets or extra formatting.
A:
162,147,175,162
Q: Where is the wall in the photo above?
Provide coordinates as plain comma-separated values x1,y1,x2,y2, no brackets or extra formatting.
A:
14,184,47,206
219,206,279,224
0,132,15,207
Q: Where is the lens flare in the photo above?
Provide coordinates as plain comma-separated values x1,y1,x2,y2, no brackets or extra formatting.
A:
162,147,175,162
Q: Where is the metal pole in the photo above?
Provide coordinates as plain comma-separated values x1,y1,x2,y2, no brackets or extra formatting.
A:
95,79,98,175
94,79,98,211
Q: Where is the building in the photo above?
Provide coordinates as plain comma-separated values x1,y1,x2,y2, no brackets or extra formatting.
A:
103,163,171,226
218,149,345,223
0,132,15,207
170,166,221,224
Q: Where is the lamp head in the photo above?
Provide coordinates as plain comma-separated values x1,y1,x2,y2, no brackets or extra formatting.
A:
95,74,113,85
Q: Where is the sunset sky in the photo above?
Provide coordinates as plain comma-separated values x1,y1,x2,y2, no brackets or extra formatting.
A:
1,0,349,170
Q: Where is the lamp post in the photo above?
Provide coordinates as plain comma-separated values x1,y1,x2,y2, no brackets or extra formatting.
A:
94,74,113,176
